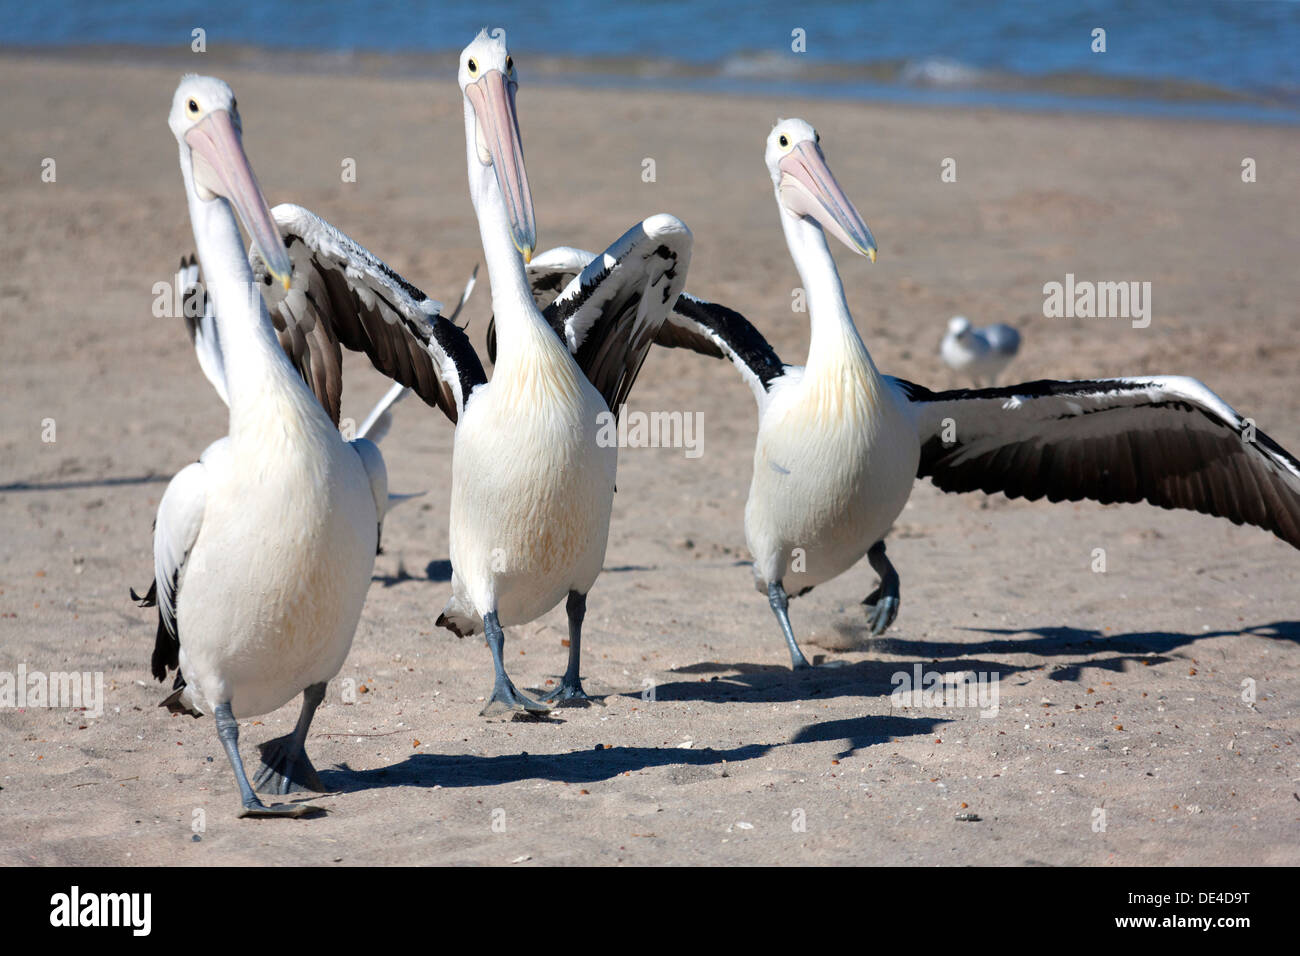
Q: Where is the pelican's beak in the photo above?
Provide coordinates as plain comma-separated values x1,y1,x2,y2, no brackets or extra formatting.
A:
778,141,877,262
185,109,292,289
466,69,537,263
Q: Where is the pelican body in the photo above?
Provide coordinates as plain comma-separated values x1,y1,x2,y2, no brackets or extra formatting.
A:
746,132,915,600
435,32,617,714
447,325,615,631
747,361,917,599
738,121,909,661
654,118,1300,669
140,76,386,816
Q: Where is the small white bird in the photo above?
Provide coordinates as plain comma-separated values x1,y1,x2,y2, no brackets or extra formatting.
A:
940,316,1020,386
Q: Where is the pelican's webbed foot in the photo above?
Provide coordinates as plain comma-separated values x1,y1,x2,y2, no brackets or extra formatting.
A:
481,611,550,717
539,679,593,705
215,701,322,818
539,590,599,706
862,540,901,635
482,678,551,717
252,682,328,795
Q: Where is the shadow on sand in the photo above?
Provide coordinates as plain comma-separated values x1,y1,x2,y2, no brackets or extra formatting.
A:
319,742,772,792
875,620,1300,681
317,710,955,790
0,473,170,493
643,656,1025,705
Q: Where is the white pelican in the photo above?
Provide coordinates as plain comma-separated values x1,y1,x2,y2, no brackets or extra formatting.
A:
940,316,1021,386
637,117,1300,669
138,75,486,816
253,32,689,715
427,30,693,715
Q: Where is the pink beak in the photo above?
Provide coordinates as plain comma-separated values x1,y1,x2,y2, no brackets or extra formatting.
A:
778,141,877,261
465,69,537,263
185,109,292,288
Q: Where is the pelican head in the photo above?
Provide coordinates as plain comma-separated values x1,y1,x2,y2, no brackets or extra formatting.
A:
947,315,973,338
459,29,536,264
766,118,876,263
169,75,290,289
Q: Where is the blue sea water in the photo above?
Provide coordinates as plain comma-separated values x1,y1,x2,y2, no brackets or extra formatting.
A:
3,1,1298,122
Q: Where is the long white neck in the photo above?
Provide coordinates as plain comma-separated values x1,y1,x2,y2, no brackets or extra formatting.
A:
180,150,314,432
778,203,880,382
774,208,868,369
463,103,559,375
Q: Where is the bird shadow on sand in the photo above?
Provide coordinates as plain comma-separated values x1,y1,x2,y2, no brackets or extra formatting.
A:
789,714,953,759
316,712,954,791
0,473,170,493
637,658,973,706
873,620,1300,682
424,559,453,582
655,656,1036,706
370,558,450,588
317,741,772,792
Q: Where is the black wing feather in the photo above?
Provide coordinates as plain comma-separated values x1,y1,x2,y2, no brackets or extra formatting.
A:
901,376,1300,549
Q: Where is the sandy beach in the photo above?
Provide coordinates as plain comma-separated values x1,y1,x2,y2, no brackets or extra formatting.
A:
1,49,1298,865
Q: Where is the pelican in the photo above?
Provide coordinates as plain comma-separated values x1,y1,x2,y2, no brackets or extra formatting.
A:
426,30,693,715
245,32,689,715
135,76,381,817
940,316,1020,386
633,117,1300,669
138,75,491,817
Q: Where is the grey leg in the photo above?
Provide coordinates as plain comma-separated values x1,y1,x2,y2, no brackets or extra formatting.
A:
482,610,549,716
862,540,901,635
253,681,326,794
541,591,594,704
767,581,812,670
215,702,316,818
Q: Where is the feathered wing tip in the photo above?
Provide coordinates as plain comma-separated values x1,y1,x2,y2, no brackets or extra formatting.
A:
130,581,157,607
447,264,479,328
160,682,201,718
435,597,478,638
131,576,181,686
904,375,1300,550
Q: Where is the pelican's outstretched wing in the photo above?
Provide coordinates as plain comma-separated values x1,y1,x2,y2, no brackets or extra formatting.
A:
488,215,692,414
242,203,486,424
896,375,1300,548
652,293,789,409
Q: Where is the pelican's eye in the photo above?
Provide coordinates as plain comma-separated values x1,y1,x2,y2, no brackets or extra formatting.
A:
467,57,478,77
187,98,200,115
778,134,790,149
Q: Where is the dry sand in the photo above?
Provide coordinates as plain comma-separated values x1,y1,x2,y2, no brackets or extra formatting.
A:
1,51,1298,865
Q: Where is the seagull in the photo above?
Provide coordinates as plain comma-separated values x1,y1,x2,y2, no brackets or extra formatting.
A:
138,75,485,816
649,117,1300,669
940,316,1020,386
